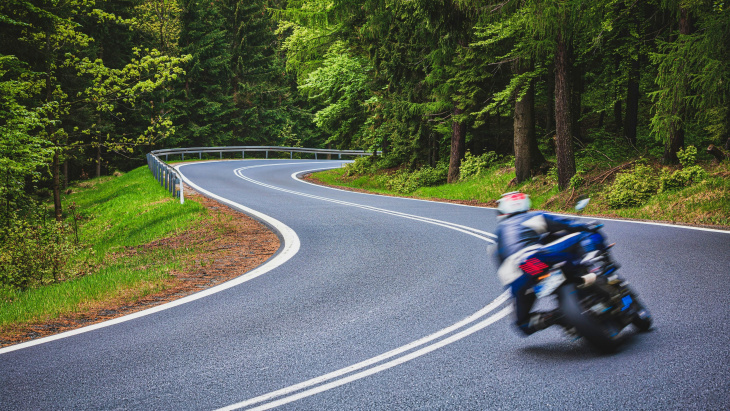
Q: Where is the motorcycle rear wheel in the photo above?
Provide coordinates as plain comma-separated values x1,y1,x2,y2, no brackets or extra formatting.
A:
558,283,622,353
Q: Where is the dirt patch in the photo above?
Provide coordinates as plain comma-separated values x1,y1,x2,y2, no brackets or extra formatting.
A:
0,188,280,348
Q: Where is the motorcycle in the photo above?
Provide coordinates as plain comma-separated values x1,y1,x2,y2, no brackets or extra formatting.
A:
526,199,652,352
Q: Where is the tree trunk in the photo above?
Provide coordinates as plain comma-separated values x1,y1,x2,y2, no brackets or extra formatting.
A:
707,144,729,163
514,86,532,183
624,14,641,146
554,33,576,190
614,100,623,131
96,144,102,178
447,107,466,183
614,56,623,130
571,56,583,143
545,63,555,137
53,149,62,221
429,132,437,168
46,28,62,221
513,59,545,183
723,106,730,150
663,8,691,164
624,56,640,146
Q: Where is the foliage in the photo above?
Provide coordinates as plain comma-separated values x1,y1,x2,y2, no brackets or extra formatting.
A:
133,0,182,53
605,163,659,208
0,166,210,327
0,0,191,222
343,155,379,177
459,150,501,180
649,3,730,144
0,55,54,222
299,42,372,149
383,162,449,195
658,145,708,193
0,212,76,294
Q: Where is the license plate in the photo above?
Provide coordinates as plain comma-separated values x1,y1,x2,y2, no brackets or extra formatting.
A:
535,270,566,298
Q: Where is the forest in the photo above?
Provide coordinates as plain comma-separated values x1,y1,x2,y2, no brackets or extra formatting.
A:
1,1,728,230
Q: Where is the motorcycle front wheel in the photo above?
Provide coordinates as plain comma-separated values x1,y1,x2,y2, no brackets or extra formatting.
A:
558,283,623,353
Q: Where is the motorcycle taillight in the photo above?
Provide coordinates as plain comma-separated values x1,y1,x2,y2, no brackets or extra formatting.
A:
520,257,549,276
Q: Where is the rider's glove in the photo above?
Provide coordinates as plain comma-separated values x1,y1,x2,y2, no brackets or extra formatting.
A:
585,222,603,232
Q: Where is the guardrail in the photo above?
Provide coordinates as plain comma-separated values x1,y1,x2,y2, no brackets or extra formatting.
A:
147,146,377,204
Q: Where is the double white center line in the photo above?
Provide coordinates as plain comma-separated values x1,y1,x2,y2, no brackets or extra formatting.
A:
214,162,512,410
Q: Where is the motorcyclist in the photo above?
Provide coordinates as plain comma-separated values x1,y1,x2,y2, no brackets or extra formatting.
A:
495,191,603,335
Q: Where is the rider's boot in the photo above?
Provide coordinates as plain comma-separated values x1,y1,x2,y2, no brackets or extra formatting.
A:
526,310,565,332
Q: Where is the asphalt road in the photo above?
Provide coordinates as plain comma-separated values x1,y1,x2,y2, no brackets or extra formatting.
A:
1,159,729,410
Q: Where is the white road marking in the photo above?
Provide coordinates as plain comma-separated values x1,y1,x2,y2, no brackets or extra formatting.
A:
0,163,301,355
293,163,730,235
217,297,511,411
214,162,510,410
220,307,512,411
232,164,497,242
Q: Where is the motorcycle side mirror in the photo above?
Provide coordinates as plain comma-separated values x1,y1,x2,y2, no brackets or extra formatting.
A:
575,197,590,211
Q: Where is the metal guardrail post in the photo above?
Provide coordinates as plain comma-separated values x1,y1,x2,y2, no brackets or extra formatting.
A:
147,151,184,204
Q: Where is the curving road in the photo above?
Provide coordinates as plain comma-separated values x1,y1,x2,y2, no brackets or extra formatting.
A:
1,159,729,410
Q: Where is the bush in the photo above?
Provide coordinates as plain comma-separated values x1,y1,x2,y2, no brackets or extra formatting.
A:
343,156,378,177
569,173,585,189
385,162,448,194
606,163,659,208
658,146,707,193
0,216,76,294
459,151,501,180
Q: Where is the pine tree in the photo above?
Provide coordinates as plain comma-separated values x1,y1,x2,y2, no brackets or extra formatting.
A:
227,0,290,145
170,0,236,147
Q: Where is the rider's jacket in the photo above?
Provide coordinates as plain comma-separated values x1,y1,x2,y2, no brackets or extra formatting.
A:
495,211,591,287
495,211,590,264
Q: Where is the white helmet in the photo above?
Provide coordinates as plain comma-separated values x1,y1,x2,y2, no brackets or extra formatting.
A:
497,191,531,215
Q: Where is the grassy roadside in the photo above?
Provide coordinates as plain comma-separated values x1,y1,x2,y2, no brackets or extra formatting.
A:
309,160,730,229
0,166,279,345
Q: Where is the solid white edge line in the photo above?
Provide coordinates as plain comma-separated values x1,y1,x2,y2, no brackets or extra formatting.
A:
0,164,301,356
212,163,511,410
236,167,496,243
290,168,498,239
291,164,730,235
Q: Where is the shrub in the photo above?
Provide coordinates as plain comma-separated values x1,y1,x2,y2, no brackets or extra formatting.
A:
386,170,419,194
569,173,585,189
658,146,707,193
385,162,448,194
459,151,500,180
343,155,377,177
606,163,659,208
0,216,76,293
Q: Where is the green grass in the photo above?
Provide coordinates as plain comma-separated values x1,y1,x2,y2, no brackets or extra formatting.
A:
0,166,207,330
69,167,203,249
416,168,522,202
0,251,179,325
599,173,730,226
310,161,730,228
